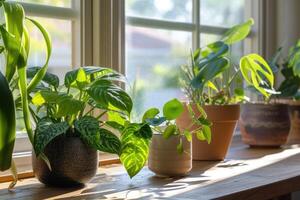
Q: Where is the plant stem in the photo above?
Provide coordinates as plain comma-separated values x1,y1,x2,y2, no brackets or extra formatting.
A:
96,110,107,120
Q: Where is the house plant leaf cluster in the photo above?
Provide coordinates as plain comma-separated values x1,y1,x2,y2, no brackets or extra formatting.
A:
30,66,153,179
143,98,212,153
0,0,52,188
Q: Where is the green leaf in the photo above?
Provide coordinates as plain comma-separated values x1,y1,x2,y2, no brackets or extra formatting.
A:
234,88,244,97
105,121,124,132
176,139,183,154
136,124,153,140
184,130,192,142
75,116,121,154
120,124,150,178
32,91,84,117
240,53,275,100
163,98,184,120
26,17,52,93
74,116,100,148
192,57,229,89
88,80,133,114
203,125,212,144
197,117,212,126
196,131,206,141
97,128,121,154
222,18,254,44
0,72,16,171
163,124,177,139
64,66,123,88
27,67,59,88
1,2,24,82
34,118,69,156
142,107,160,122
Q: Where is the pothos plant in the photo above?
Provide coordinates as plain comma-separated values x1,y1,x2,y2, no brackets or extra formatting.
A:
0,1,51,188
142,98,212,153
181,18,275,105
30,66,152,179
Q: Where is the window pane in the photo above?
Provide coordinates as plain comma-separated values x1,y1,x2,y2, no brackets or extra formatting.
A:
26,17,72,81
126,0,192,22
200,0,245,27
200,33,221,47
126,26,191,119
18,0,71,8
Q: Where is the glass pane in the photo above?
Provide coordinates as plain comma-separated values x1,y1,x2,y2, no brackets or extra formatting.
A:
200,33,221,47
126,26,191,120
17,0,71,8
200,0,245,27
126,0,192,22
26,17,72,81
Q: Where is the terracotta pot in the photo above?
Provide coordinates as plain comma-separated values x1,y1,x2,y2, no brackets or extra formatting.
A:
176,104,240,161
148,134,192,177
240,103,290,147
32,135,98,187
287,104,300,144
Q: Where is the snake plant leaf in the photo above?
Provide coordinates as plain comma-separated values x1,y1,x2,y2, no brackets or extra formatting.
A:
27,67,59,88
26,17,52,93
0,72,16,171
240,54,275,99
142,107,160,122
120,123,150,178
34,118,69,156
191,57,229,89
88,80,133,114
163,98,184,120
222,18,254,44
74,116,100,148
1,2,24,82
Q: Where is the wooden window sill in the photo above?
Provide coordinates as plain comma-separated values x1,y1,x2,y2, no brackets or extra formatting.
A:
1,135,300,199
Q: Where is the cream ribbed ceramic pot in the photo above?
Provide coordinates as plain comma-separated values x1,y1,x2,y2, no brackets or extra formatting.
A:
148,134,192,177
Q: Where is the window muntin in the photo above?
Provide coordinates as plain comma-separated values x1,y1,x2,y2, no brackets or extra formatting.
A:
126,0,246,117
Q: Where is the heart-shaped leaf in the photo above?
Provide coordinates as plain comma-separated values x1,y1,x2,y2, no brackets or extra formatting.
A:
88,80,132,114
34,118,69,156
120,123,150,178
163,98,184,120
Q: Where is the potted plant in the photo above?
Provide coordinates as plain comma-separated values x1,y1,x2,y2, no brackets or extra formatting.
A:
177,18,275,160
29,66,153,186
260,41,300,144
239,49,290,147
143,98,211,177
0,1,52,188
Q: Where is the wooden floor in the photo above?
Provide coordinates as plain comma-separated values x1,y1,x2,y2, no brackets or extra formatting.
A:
1,136,300,200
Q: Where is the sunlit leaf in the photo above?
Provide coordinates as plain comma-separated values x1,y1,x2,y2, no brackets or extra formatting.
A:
163,98,184,120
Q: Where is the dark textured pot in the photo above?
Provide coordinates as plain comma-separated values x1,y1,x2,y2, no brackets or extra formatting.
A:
240,103,290,147
176,104,240,161
287,104,300,144
32,135,98,187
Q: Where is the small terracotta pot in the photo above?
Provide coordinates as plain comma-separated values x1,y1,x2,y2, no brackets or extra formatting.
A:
32,135,98,187
240,103,290,147
287,104,300,144
176,104,240,161
148,134,192,177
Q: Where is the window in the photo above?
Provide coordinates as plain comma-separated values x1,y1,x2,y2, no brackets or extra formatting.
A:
10,1,80,155
125,0,246,118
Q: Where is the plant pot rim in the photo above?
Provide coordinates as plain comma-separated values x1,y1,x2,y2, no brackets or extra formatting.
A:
241,102,288,106
181,102,240,107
